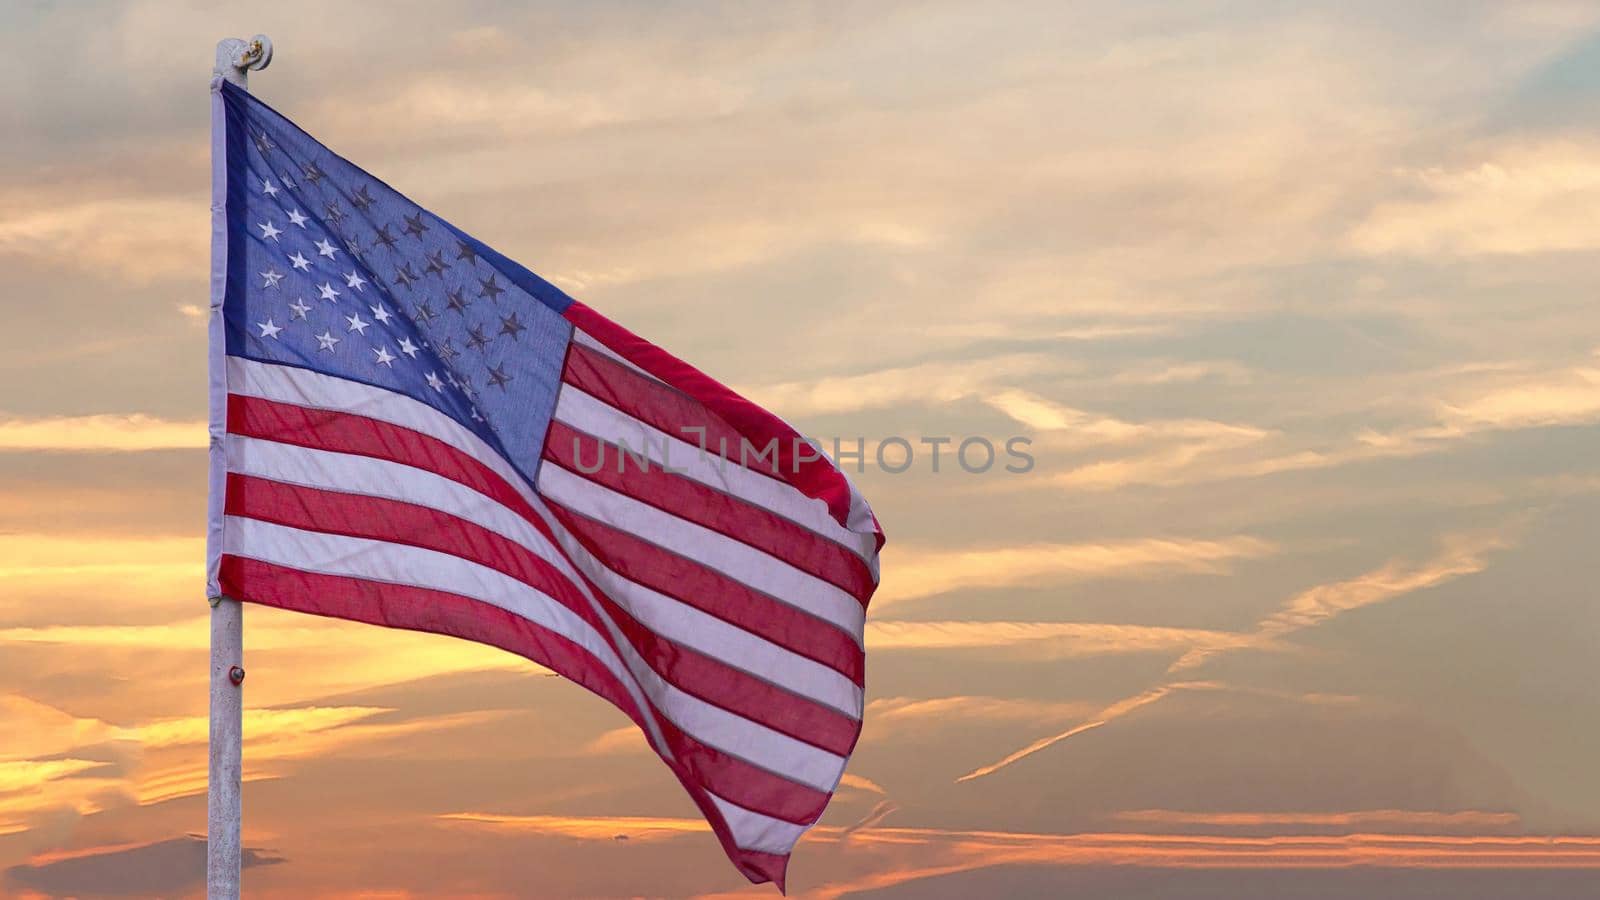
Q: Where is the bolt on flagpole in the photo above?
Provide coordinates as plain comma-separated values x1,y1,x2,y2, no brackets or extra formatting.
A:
208,34,271,900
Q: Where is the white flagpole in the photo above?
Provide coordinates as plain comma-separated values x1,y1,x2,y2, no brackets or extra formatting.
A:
208,34,272,900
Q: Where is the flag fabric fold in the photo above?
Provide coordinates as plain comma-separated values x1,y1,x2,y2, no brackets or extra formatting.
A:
207,80,884,889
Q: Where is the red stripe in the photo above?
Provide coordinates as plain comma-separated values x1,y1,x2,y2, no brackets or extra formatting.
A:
674,784,791,890
544,421,875,602
539,491,864,684
561,342,778,477
227,473,853,761
649,707,831,825
219,553,799,885
585,566,859,758
217,554,648,733
229,393,545,540
223,472,602,630
564,301,869,536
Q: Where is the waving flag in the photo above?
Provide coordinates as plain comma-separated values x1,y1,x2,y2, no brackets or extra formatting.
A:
205,81,883,889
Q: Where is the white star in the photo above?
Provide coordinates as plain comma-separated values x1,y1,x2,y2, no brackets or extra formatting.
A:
425,371,445,393
469,408,484,422
315,238,338,259
344,270,367,291
256,318,282,340
257,221,282,242
288,251,311,272
288,298,311,319
318,282,340,302
315,330,341,352
287,208,308,227
260,268,284,288
345,312,370,335
261,178,278,197
373,346,396,367
369,303,392,325
398,337,419,359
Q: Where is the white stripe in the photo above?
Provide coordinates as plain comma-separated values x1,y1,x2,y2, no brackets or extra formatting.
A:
708,791,809,855
228,356,535,507
573,327,666,385
221,514,634,697
231,354,878,583
225,361,852,788
569,545,863,717
552,383,879,573
539,462,865,639
526,497,848,793
227,434,862,717
224,514,846,792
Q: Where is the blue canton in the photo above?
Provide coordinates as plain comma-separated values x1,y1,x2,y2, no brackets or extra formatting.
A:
219,82,574,485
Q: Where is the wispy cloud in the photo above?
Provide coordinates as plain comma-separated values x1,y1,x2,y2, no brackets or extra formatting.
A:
876,536,1275,607
0,193,205,282
960,529,1511,783
1113,809,1522,829
1350,142,1600,256
134,709,509,808
583,725,649,756
0,414,205,452
0,692,506,834
0,759,102,795
1049,357,1600,493
741,354,1068,421
836,773,889,797
1111,360,1254,386
861,696,1095,745
1171,529,1508,672
866,621,1268,660
0,613,541,710
865,695,1094,726
956,682,1211,783
840,800,900,840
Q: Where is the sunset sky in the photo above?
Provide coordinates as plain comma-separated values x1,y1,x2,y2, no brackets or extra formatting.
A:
5,1,1600,896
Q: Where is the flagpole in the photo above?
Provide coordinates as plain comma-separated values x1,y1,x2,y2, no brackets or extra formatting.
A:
208,34,271,900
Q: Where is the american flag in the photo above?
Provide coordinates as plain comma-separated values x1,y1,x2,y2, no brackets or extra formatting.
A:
205,80,883,888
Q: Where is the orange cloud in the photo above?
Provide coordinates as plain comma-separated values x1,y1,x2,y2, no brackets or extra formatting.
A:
450,812,1600,900
0,414,205,451
1114,809,1522,829
840,800,900,840
0,611,541,709
0,759,103,795
0,534,200,581
134,710,508,807
440,812,710,844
